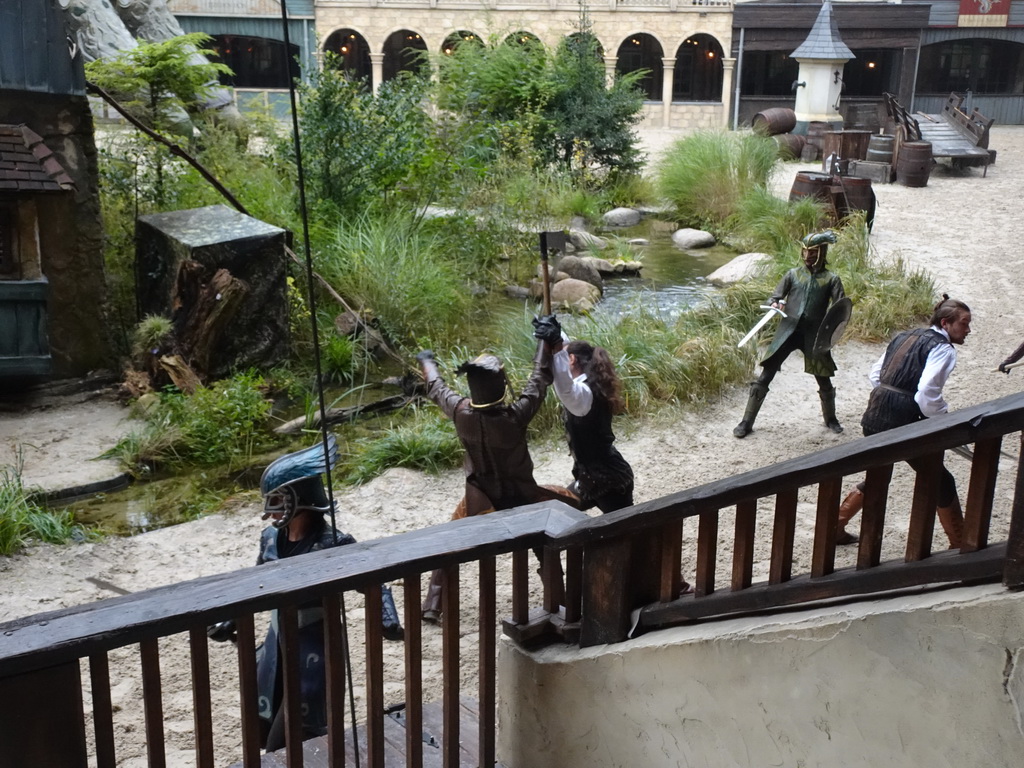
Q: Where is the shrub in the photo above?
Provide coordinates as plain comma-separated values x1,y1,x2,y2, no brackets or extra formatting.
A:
0,461,92,556
342,408,464,484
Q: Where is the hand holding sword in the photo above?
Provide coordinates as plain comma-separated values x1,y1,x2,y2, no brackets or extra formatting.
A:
737,302,787,348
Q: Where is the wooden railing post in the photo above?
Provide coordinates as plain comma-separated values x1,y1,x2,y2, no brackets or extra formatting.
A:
1004,432,1024,588
0,662,88,768
580,538,635,647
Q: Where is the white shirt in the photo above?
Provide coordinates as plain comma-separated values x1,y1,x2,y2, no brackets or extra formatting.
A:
868,325,957,417
552,347,593,417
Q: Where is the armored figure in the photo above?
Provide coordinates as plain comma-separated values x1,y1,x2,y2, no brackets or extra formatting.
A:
209,436,403,752
734,231,850,438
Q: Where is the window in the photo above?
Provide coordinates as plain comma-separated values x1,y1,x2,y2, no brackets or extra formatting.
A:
740,52,799,97
0,202,18,279
917,39,1024,95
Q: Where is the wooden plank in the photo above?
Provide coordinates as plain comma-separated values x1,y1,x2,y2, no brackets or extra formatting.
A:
812,477,842,578
695,509,719,597
511,549,528,625
732,499,757,590
478,558,496,768
564,546,583,621
90,653,117,768
189,628,216,768
579,539,634,647
641,543,1007,630
140,638,167,768
963,437,1001,552
403,575,423,768
1005,432,1024,588
659,520,683,601
769,489,798,584
858,465,894,570
906,453,940,562
235,614,263,768
321,594,346,768
440,566,459,768
365,585,385,768
278,605,303,768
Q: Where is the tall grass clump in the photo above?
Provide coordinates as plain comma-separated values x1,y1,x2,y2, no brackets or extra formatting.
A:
341,408,464,485
105,371,273,472
318,213,472,347
727,186,828,255
0,461,91,555
656,131,780,232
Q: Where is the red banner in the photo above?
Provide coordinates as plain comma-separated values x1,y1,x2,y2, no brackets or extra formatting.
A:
958,0,1010,26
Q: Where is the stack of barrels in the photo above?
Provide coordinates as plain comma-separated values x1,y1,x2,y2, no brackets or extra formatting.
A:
751,108,804,159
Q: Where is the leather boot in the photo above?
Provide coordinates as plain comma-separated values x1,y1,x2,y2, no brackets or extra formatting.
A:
836,488,864,545
381,585,404,641
818,384,843,433
733,382,769,438
421,569,444,623
936,497,964,550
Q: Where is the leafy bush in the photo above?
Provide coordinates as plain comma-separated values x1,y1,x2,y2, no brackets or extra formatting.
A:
341,409,464,484
106,371,273,471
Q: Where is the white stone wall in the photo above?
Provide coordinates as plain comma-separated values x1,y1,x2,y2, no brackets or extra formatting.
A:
498,584,1024,767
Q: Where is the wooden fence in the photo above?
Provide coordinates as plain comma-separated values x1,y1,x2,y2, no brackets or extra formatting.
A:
2,391,1024,767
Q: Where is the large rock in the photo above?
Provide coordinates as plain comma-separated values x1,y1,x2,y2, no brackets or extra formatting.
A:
556,255,603,287
551,278,601,312
706,252,772,285
672,228,716,249
568,229,608,252
602,207,642,227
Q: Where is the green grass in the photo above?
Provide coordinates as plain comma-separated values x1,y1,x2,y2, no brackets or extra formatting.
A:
0,460,93,555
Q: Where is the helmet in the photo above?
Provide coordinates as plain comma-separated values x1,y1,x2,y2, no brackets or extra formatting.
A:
259,435,338,528
456,354,508,409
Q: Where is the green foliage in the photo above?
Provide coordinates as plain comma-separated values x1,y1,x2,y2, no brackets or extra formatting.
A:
316,212,472,345
132,314,174,358
298,64,433,216
727,186,828,255
320,334,357,385
105,371,273,471
656,131,780,232
341,408,464,484
0,461,92,556
85,33,232,132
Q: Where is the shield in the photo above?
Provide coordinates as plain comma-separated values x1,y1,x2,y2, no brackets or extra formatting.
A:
812,296,853,356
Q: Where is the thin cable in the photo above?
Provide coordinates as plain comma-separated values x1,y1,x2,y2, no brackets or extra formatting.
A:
277,3,360,765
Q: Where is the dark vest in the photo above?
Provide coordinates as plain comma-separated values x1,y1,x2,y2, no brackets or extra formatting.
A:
565,394,616,464
861,328,950,434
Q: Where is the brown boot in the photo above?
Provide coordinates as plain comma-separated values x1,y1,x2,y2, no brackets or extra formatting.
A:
836,488,864,545
936,497,964,550
421,569,444,623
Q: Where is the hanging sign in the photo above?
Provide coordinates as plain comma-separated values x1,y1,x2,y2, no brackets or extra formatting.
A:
958,0,1010,27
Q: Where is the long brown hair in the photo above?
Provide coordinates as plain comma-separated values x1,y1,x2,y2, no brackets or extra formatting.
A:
565,340,625,414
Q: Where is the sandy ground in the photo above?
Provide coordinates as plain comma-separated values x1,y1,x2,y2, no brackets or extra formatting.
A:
2,126,1024,766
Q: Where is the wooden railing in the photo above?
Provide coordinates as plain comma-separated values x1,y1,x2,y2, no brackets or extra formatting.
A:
2,391,1024,766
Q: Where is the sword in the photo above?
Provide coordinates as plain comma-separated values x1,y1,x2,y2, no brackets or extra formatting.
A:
738,305,787,348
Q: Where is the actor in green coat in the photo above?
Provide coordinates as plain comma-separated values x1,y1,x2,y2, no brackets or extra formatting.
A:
733,234,846,438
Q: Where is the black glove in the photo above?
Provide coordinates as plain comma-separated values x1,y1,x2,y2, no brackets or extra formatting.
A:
416,349,436,363
999,362,1010,374
207,620,237,643
532,314,562,346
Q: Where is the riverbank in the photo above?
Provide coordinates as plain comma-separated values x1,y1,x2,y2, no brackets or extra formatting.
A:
3,125,1024,766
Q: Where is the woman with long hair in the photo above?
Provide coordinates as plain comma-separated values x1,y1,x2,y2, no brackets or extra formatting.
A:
548,335,635,513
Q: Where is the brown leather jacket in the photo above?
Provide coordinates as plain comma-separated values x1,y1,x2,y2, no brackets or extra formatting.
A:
423,344,555,516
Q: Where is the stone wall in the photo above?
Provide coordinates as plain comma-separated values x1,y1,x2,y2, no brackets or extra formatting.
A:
498,584,1024,767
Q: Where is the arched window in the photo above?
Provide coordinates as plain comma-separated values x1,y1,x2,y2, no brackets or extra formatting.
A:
441,31,482,56
673,34,723,102
616,34,663,101
210,35,298,88
383,30,428,82
323,29,372,86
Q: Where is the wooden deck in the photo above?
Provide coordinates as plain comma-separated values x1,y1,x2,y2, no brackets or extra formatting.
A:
884,91,995,174
231,697,502,768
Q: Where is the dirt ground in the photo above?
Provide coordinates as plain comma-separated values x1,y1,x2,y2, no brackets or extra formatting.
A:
2,125,1024,767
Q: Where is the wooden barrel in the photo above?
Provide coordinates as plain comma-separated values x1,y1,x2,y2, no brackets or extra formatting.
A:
896,141,933,187
805,121,830,150
789,171,833,204
866,134,895,164
823,130,872,161
773,133,806,160
837,176,876,230
752,108,797,137
845,103,881,133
